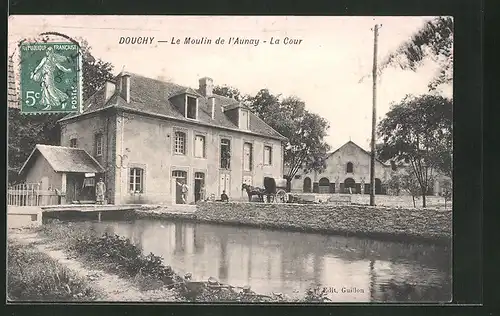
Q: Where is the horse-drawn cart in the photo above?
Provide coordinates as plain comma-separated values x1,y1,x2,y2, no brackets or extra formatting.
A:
241,177,289,203
263,177,288,203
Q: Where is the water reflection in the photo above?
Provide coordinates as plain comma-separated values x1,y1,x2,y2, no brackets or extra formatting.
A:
91,219,451,302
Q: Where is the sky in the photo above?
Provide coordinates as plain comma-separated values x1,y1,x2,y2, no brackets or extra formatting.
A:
8,15,452,150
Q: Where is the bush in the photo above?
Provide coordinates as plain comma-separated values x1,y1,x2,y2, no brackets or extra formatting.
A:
69,233,177,287
303,287,331,302
7,242,98,301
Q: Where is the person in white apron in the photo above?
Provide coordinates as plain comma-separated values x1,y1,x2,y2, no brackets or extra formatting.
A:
96,178,106,205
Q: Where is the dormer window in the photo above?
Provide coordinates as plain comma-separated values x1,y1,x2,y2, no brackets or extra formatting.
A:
240,109,249,130
186,95,198,120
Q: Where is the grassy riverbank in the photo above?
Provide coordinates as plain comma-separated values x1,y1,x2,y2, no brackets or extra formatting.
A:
8,221,329,302
7,236,101,301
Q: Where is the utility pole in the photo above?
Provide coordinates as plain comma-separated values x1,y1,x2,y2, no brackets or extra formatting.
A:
370,24,381,206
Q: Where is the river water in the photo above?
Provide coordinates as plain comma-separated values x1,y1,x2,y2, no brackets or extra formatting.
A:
87,218,451,302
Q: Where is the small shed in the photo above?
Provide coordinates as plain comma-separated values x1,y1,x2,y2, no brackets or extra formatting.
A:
18,144,105,204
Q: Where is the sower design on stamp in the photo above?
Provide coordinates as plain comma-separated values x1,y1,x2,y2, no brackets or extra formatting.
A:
20,42,82,114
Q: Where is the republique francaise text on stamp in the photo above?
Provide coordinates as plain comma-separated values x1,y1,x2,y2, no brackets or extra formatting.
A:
20,42,82,114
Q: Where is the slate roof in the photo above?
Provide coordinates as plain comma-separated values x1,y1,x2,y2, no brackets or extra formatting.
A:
19,144,105,175
60,73,287,141
8,57,19,109
327,141,390,167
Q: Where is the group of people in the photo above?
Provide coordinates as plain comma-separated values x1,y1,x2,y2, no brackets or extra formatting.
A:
93,177,230,205
176,180,229,204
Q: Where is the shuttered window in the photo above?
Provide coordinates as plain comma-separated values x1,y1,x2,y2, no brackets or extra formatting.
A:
194,135,206,158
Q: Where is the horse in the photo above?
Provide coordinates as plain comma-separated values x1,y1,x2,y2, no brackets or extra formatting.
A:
241,183,265,202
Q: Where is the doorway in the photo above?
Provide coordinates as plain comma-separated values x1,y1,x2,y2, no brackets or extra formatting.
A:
194,172,205,202
375,178,382,195
303,177,312,193
318,177,330,194
219,173,230,197
66,173,84,203
172,170,187,204
344,178,356,194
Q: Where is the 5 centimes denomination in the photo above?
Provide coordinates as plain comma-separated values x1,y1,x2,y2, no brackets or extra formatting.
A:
20,42,82,114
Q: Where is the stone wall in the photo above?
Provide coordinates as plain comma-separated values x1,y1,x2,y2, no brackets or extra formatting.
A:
195,202,452,243
292,193,451,209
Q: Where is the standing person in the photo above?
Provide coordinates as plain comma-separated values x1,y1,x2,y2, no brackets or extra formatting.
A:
220,190,229,202
199,183,206,201
96,178,106,205
177,180,189,204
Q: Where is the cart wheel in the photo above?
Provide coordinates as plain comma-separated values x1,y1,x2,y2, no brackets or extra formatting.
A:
275,189,288,203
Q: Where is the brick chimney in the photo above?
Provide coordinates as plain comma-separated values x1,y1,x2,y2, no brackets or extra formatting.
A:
120,73,130,103
199,77,213,97
209,97,216,119
118,73,131,103
104,80,116,103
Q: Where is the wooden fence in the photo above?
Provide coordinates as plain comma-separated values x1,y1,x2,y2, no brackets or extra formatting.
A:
7,183,60,206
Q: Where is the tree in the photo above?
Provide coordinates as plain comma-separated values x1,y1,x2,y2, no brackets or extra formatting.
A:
78,38,114,100
213,85,245,102
400,167,422,208
441,178,452,209
386,173,402,196
377,94,452,207
246,89,281,116
213,86,331,187
281,106,330,183
8,36,114,184
379,16,453,91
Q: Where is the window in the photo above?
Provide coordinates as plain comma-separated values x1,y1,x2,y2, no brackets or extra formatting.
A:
95,133,103,156
172,170,187,179
264,145,272,165
70,138,78,148
243,142,253,171
174,131,186,155
186,96,197,119
129,168,144,193
346,162,354,173
194,135,206,158
240,109,249,130
220,139,231,169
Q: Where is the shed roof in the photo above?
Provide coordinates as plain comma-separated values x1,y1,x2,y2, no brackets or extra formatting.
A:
19,144,105,175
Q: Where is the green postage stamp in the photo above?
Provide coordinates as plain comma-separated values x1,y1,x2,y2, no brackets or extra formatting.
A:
20,42,82,114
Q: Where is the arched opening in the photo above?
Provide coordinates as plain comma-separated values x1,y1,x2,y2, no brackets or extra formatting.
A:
303,177,312,193
344,178,356,194
318,177,330,194
346,162,354,173
375,178,382,195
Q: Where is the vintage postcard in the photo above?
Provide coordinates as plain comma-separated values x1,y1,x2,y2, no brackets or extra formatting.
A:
7,15,453,303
